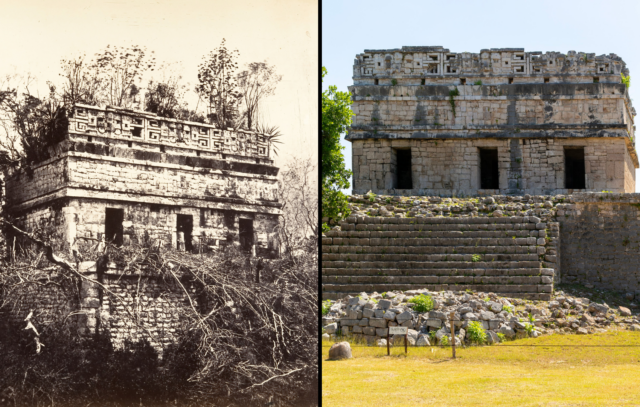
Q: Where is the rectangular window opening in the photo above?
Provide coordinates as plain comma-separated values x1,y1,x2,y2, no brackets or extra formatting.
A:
239,219,254,252
565,148,586,189
374,78,379,85
593,77,599,83
421,78,425,85
479,148,499,189
200,208,206,227
127,141,132,148
460,78,466,85
544,77,550,83
131,127,142,138
508,78,514,84
394,149,412,189
177,214,194,252
105,208,124,247
515,66,524,73
429,55,438,61
87,136,93,143
160,145,165,153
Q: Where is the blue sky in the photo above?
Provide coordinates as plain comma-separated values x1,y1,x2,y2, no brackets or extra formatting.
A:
322,0,640,193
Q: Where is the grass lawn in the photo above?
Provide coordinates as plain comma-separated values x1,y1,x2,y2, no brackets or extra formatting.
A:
322,331,640,406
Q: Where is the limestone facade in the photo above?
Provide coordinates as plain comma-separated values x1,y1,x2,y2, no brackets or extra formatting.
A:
5,104,281,256
2,104,281,344
348,46,637,196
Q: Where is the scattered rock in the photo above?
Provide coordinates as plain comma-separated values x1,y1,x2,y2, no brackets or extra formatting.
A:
619,306,632,317
328,342,352,360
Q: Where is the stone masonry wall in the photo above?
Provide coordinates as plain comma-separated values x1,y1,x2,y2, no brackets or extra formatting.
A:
347,46,637,198
322,192,640,299
558,193,640,295
352,137,635,196
5,145,279,212
351,85,628,129
98,273,196,351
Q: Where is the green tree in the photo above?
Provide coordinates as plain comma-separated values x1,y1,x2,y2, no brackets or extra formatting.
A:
321,67,353,232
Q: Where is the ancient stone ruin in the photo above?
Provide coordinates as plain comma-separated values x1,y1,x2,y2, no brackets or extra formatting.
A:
321,47,640,305
348,46,636,196
3,104,281,349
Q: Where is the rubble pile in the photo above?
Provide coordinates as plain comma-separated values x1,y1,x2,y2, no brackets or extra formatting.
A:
322,289,640,346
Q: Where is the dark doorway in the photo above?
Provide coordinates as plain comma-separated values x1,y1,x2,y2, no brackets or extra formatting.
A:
479,148,499,189
395,149,412,189
177,214,193,252
239,219,254,252
565,148,586,189
105,208,124,247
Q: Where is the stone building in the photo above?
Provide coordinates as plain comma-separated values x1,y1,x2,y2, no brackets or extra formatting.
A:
348,46,637,196
2,104,281,348
5,103,281,256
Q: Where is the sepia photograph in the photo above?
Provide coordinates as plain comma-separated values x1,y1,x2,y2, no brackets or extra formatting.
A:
0,1,318,406
321,0,640,405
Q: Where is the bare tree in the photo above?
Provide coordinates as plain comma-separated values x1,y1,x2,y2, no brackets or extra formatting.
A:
59,55,102,106
59,45,155,109
277,157,318,256
237,62,282,130
196,39,241,129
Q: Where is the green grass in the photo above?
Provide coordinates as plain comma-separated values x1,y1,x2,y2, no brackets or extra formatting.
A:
323,331,640,406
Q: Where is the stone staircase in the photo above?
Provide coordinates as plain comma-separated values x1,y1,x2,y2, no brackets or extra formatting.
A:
322,215,558,301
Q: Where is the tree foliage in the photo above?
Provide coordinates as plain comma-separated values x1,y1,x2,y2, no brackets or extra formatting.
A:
321,67,353,231
60,45,155,109
0,78,68,168
237,62,282,129
196,39,242,129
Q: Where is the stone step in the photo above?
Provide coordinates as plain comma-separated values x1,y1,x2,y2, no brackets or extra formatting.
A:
322,283,552,296
322,290,552,301
322,267,550,277
323,253,541,263
328,223,545,235
323,260,543,269
325,237,543,247
340,216,539,225
325,230,544,240
324,245,543,255
323,275,548,285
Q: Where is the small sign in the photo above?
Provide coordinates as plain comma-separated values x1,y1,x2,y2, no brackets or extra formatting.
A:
389,326,408,335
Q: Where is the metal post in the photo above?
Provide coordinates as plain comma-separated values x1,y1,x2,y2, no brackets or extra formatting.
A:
387,329,390,356
450,311,456,359
404,330,408,355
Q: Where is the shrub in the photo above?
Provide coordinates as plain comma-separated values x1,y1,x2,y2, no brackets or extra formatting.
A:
525,323,535,336
497,332,506,342
502,305,512,313
322,300,333,316
408,294,434,312
466,321,487,345
440,335,449,346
